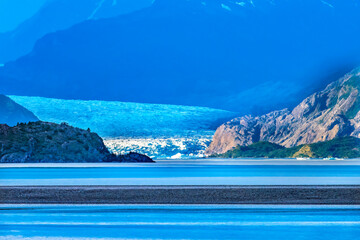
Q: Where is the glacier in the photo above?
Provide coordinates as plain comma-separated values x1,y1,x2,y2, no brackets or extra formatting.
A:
9,96,235,159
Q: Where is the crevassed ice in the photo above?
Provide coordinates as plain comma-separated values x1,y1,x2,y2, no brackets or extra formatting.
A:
104,136,212,159
10,96,234,159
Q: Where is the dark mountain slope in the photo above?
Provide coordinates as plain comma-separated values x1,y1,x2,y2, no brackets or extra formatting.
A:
0,94,39,126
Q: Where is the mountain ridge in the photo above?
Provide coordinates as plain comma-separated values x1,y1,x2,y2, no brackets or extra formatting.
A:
2,0,360,113
0,0,153,63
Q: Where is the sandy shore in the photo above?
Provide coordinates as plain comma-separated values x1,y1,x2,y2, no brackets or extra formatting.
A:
1,185,359,204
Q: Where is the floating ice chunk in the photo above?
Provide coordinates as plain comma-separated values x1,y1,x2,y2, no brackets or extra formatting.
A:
104,136,213,159
170,153,182,159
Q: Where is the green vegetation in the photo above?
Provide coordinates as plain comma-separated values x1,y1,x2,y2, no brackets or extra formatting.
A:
214,136,360,159
218,142,285,158
344,75,360,119
0,121,154,163
346,97,360,119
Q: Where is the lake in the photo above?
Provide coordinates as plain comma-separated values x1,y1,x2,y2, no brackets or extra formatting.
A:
1,159,360,185
1,160,360,239
0,205,359,240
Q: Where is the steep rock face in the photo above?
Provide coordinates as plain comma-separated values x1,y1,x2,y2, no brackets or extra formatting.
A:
0,94,39,126
206,68,360,155
0,121,153,163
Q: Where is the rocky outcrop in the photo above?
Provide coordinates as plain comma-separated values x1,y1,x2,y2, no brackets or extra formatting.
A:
206,68,360,155
0,95,39,126
0,121,154,163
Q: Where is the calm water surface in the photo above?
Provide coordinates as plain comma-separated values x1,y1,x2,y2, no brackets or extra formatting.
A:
0,205,359,240
1,159,360,185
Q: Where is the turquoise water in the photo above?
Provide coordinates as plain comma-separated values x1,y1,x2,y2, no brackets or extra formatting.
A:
0,205,359,240
2,165,360,178
1,160,360,185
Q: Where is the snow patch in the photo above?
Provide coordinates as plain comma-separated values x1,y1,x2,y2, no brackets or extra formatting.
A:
88,0,106,19
235,2,246,7
320,0,334,8
221,3,232,11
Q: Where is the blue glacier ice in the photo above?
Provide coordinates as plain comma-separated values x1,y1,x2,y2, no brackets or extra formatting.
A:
9,95,235,158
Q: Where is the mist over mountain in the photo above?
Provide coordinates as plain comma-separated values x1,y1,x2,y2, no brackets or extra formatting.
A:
0,0,153,63
0,0,47,33
1,0,360,114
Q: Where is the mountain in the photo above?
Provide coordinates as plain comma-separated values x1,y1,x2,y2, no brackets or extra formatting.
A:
0,0,153,63
1,0,360,114
214,137,360,159
206,67,360,155
0,94,38,126
9,95,235,158
0,121,153,163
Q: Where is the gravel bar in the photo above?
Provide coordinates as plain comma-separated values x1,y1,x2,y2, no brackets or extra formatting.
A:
1,185,360,204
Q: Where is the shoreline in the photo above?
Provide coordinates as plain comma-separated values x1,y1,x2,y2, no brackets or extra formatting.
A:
1,158,360,168
1,185,360,205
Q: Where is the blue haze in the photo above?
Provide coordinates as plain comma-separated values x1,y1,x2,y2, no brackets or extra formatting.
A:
0,0,153,63
0,0,47,33
1,0,360,115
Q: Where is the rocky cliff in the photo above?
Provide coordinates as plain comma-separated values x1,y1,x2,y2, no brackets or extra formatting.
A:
206,68,360,155
0,121,154,163
0,94,39,126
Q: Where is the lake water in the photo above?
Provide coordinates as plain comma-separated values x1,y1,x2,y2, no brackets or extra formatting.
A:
1,160,360,239
0,205,359,240
1,159,360,185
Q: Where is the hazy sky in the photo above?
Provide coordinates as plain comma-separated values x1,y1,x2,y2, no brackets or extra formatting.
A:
0,0,47,33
